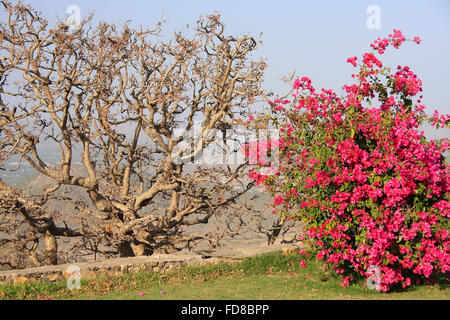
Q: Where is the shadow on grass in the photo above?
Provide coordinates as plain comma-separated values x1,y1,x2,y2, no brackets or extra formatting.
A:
388,272,450,294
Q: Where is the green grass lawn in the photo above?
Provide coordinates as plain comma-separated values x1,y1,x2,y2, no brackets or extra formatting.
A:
1,251,448,300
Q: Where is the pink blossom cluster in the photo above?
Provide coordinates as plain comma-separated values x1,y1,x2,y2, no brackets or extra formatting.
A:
370,29,415,54
431,110,450,128
246,30,449,292
391,66,423,97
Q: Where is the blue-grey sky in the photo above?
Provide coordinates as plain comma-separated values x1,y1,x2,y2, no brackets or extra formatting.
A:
1,1,449,183
17,1,450,116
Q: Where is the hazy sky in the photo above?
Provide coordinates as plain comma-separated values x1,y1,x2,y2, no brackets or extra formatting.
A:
1,1,448,181
24,0,450,117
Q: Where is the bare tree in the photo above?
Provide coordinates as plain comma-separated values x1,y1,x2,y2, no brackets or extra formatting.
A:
0,1,268,267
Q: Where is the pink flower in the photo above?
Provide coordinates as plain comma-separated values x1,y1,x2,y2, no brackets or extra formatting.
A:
405,277,411,287
332,112,343,125
304,177,316,189
391,66,422,96
273,195,284,206
391,29,406,48
315,171,331,186
363,52,383,68
299,249,310,257
347,56,358,67
299,260,307,268
341,276,353,287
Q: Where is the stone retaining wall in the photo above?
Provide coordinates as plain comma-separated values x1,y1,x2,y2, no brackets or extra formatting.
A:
0,243,301,284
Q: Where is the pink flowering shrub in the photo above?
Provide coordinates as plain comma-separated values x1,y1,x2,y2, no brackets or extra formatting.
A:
248,30,450,292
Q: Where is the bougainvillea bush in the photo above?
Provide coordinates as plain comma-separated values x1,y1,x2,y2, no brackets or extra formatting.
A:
247,30,450,292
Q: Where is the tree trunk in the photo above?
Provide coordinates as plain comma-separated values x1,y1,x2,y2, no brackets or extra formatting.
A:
131,243,153,256
118,242,135,257
267,217,285,245
43,231,58,265
118,241,153,257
